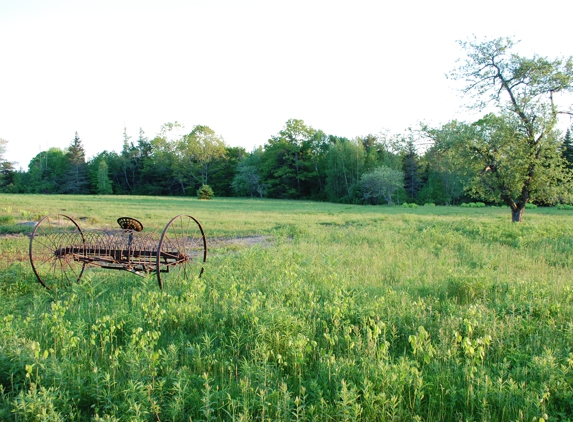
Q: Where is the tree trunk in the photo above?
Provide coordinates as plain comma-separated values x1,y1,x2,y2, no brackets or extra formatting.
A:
511,206,525,222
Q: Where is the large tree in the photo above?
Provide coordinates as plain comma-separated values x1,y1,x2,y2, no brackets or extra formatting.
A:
176,125,227,192
261,119,316,198
359,165,404,205
324,137,365,203
26,148,69,193
419,122,469,205
449,37,573,221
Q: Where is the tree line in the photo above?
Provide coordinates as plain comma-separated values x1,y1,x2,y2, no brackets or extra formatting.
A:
1,37,573,221
2,119,572,205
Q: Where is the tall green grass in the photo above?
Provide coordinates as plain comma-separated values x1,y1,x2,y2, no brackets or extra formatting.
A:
0,194,572,420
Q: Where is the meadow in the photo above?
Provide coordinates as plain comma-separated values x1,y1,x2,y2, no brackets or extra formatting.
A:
1,193,573,421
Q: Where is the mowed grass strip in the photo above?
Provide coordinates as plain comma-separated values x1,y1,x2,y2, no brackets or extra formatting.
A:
0,194,572,421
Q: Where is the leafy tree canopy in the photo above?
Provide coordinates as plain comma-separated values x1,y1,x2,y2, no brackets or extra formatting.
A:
448,36,573,221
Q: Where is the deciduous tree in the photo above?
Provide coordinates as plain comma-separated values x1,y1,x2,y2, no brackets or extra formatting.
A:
96,160,113,194
449,37,573,221
261,119,316,198
359,166,404,205
177,125,227,192
324,137,365,203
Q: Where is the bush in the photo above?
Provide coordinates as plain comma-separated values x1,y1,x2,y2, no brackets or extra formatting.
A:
525,203,537,209
461,202,485,208
556,204,573,210
197,185,214,200
424,203,436,207
402,203,418,208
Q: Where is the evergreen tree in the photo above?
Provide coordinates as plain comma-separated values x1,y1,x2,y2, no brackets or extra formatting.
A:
63,132,89,193
402,140,421,201
562,128,573,169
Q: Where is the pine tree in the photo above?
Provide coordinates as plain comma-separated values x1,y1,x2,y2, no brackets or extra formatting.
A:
63,132,89,193
402,141,421,201
562,128,573,169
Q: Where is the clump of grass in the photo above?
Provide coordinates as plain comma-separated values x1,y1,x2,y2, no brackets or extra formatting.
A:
0,216,15,225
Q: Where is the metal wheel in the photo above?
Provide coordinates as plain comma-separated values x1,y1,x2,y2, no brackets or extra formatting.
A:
29,214,86,289
156,214,207,289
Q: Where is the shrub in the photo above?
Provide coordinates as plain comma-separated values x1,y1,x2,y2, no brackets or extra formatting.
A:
197,185,214,200
525,203,537,209
424,203,436,207
556,204,573,210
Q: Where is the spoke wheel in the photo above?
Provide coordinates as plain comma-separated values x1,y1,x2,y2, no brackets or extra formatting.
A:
29,214,86,289
156,215,207,289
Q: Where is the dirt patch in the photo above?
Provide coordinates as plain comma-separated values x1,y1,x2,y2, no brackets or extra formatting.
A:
0,233,27,239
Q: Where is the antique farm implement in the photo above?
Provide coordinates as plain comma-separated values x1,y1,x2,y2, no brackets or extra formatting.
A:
29,214,207,289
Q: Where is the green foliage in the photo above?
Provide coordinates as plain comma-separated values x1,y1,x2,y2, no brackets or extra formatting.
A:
177,124,227,188
62,132,90,194
461,202,486,208
25,148,69,194
402,202,418,208
402,138,422,200
447,37,573,221
360,166,404,205
1,195,573,419
96,160,113,195
260,119,320,199
232,147,266,198
562,128,573,168
324,138,365,203
0,215,15,225
197,184,214,200
0,139,17,193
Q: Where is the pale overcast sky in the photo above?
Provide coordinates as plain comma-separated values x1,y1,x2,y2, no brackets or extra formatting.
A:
1,0,572,169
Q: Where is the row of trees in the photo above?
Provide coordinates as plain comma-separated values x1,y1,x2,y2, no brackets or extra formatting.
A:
1,37,573,221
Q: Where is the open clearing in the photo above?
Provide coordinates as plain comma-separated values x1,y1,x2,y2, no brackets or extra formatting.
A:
1,194,573,421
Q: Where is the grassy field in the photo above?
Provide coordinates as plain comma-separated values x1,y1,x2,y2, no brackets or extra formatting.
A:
1,194,573,421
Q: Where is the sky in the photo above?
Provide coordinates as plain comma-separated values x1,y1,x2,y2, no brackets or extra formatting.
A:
1,0,573,170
